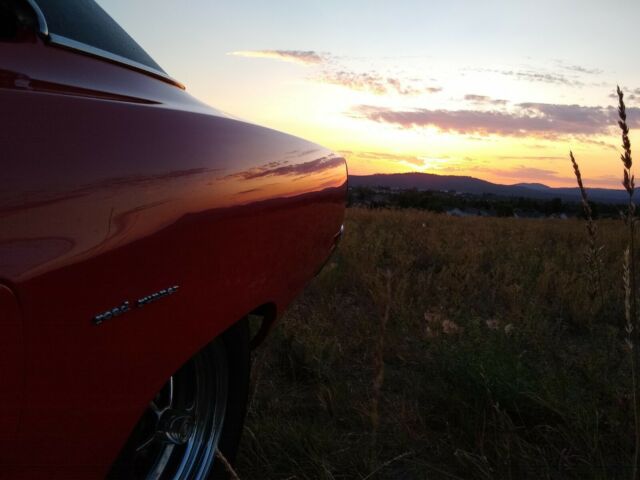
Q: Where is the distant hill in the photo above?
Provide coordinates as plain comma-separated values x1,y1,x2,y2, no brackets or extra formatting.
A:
513,183,551,191
349,172,627,204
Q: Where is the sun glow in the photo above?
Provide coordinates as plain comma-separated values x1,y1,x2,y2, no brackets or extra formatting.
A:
193,49,639,190
99,0,640,189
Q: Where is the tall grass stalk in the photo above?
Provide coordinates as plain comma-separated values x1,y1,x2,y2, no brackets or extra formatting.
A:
625,247,639,480
216,448,242,480
370,268,392,468
568,87,638,477
618,85,640,480
570,150,604,307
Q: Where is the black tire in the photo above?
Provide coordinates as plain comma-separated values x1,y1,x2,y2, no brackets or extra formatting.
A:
108,318,250,480
210,318,250,479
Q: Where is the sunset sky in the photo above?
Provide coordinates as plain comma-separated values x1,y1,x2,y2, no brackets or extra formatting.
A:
100,0,640,188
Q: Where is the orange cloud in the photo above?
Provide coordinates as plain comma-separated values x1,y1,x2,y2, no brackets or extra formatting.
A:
318,70,441,96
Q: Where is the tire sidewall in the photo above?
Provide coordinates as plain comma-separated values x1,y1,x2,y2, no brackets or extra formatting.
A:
209,318,250,480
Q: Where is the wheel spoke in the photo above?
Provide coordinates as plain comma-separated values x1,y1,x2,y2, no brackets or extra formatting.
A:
150,376,174,417
149,400,162,417
167,376,174,409
135,434,156,453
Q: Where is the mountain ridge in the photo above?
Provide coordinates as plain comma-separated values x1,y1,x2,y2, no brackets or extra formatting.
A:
349,172,627,203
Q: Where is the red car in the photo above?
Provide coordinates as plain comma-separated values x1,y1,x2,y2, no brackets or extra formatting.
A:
0,1,347,478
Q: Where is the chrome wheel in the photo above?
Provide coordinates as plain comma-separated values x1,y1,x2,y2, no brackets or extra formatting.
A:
124,340,229,479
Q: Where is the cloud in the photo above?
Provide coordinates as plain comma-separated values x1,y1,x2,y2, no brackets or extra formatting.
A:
588,175,625,187
483,68,583,86
495,166,562,180
318,70,441,96
509,71,582,86
497,155,565,161
352,103,640,138
340,150,443,167
580,138,618,150
555,61,603,75
229,50,445,96
467,165,571,183
472,62,609,87
464,94,509,106
340,150,464,172
228,50,327,65
340,150,421,162
387,77,442,95
319,71,387,94
565,66,602,75
609,88,640,103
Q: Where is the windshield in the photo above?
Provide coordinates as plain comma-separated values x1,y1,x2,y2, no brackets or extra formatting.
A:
34,0,164,73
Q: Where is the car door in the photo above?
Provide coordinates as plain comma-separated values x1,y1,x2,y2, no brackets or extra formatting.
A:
0,1,210,474
0,285,22,450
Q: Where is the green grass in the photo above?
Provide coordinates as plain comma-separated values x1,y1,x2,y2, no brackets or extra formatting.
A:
236,207,635,479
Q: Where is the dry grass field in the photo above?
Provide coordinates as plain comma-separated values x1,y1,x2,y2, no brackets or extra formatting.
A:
236,207,635,479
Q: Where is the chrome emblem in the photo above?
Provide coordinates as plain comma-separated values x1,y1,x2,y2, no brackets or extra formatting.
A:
93,285,180,325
